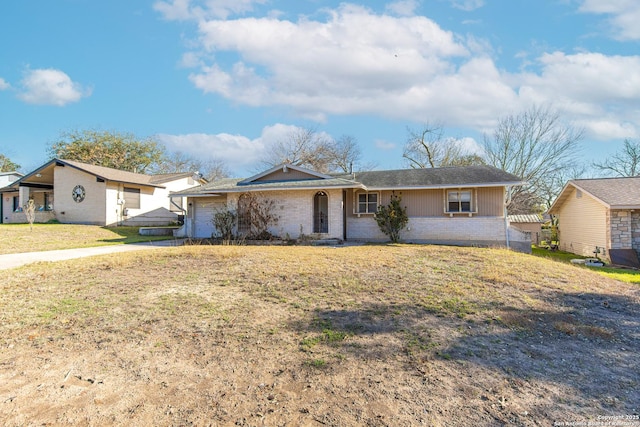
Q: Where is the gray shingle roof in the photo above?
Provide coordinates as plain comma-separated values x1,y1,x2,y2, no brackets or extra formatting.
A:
568,177,640,208
174,176,362,196
344,165,522,189
176,164,522,196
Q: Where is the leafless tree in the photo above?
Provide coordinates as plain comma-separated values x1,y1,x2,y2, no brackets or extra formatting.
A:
483,105,584,214
593,139,640,177
260,127,334,173
403,124,484,168
154,151,231,181
538,164,590,210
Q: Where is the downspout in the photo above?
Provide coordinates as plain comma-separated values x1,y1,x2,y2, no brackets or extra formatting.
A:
504,186,513,249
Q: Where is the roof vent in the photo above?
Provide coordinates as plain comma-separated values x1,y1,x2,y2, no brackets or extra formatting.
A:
576,189,582,199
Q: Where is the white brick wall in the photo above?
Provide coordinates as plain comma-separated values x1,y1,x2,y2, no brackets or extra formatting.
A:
221,189,344,240
347,215,507,245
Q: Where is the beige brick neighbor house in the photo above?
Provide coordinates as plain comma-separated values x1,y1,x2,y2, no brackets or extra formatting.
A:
1,158,204,226
174,163,527,249
549,177,640,265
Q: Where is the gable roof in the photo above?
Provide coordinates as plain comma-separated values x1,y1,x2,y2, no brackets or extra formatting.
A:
240,163,334,184
549,177,640,212
176,164,523,197
5,158,203,190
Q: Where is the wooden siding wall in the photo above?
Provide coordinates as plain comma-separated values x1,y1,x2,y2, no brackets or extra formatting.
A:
556,187,608,258
347,187,505,217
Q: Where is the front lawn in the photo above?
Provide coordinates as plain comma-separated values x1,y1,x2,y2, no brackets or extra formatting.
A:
0,223,175,255
0,245,638,425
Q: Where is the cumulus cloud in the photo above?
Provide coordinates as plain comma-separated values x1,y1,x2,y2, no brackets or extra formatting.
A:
163,1,640,142
0,78,10,90
516,51,640,139
18,68,90,106
156,123,310,173
578,0,640,40
188,4,490,123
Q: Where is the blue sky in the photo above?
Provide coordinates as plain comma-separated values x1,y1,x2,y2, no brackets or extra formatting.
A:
1,0,639,176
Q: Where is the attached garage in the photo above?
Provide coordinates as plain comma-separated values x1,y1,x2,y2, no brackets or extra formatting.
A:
192,197,227,238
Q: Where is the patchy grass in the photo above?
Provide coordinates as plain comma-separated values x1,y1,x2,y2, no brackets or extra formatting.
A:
531,245,640,286
592,267,640,284
0,223,174,254
0,245,638,426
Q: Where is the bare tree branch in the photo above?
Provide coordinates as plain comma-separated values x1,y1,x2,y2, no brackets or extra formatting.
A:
403,124,484,168
593,139,640,177
483,105,584,213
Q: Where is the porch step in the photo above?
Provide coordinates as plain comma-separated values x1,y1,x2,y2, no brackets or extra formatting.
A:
311,239,342,246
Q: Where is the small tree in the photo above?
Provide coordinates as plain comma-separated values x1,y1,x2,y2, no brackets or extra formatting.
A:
374,193,409,243
23,199,36,231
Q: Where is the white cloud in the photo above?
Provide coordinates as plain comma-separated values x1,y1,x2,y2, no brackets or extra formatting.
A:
18,68,90,106
165,2,640,142
516,51,640,139
154,0,267,20
156,124,312,173
579,0,640,40
189,4,486,123
0,78,10,90
574,118,638,140
449,0,485,12
385,0,419,17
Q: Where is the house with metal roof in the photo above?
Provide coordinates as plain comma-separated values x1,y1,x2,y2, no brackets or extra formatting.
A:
174,163,527,249
549,177,640,265
1,158,205,226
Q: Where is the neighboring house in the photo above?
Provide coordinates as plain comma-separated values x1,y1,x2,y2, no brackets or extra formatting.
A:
0,171,24,187
548,177,640,264
508,214,543,244
174,163,527,250
0,158,205,226
0,171,24,224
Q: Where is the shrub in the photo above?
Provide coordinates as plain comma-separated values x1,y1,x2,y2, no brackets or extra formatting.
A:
374,192,408,243
212,207,237,243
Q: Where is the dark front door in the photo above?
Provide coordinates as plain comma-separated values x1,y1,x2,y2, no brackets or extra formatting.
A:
313,192,328,233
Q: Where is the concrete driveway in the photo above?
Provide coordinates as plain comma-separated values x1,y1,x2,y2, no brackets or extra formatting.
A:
0,239,184,270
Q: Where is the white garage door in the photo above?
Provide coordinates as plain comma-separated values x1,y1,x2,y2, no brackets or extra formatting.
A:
193,198,226,238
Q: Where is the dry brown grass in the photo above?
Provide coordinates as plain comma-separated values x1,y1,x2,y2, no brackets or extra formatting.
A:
0,244,638,426
0,224,172,254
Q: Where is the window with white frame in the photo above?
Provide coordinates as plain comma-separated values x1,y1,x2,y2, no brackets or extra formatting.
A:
356,192,378,214
447,190,472,213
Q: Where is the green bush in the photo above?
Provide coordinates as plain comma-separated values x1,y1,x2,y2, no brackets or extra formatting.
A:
374,192,408,243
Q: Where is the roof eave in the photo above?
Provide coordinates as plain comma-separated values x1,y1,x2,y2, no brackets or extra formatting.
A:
363,181,524,191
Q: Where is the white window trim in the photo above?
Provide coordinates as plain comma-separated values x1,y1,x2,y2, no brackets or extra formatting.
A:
353,191,380,216
444,188,477,217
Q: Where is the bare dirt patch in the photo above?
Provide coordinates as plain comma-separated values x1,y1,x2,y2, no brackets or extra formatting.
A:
0,245,638,426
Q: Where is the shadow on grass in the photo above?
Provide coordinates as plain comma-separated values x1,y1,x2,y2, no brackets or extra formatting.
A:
288,290,640,411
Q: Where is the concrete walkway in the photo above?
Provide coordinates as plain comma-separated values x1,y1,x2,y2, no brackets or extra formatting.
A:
0,239,185,270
